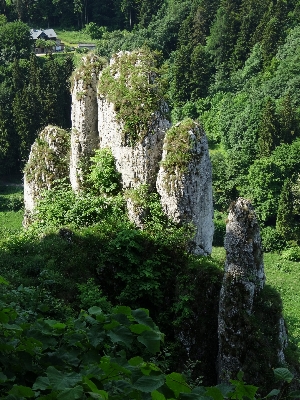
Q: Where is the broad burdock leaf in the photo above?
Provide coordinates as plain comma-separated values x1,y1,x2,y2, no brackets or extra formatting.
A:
151,390,167,400
57,385,84,400
33,376,51,391
130,323,151,334
166,372,191,397
8,385,35,398
132,309,156,329
107,325,133,347
205,387,224,400
88,306,103,316
138,330,162,353
132,374,165,392
46,366,82,391
265,389,280,398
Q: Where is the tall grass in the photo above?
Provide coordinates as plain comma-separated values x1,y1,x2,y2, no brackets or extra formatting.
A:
55,29,97,46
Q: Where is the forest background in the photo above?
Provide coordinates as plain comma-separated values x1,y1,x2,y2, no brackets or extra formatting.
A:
1,0,300,398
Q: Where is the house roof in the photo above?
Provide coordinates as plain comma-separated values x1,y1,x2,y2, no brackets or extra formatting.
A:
30,28,57,40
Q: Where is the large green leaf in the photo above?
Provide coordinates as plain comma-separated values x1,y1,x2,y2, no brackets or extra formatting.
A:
46,366,82,391
0,372,7,383
229,380,258,400
132,374,165,393
33,376,51,391
273,368,294,383
166,373,191,397
132,309,156,329
0,275,9,285
87,324,106,347
151,390,166,400
57,385,84,400
9,385,35,398
44,320,66,330
107,325,133,347
130,323,151,334
205,387,224,400
113,306,132,316
88,306,103,316
138,330,161,353
265,389,280,398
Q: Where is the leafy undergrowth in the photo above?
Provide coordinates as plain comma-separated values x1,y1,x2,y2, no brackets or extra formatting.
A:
212,247,300,365
0,185,23,238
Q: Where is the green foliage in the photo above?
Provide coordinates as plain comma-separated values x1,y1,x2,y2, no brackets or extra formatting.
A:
261,227,286,253
77,278,112,312
281,246,300,262
0,269,296,400
98,48,167,145
32,183,125,230
161,118,200,188
84,22,107,39
88,148,122,195
276,179,295,241
0,21,32,63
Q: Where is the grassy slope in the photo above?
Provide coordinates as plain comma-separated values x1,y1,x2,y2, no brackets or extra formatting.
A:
211,247,300,363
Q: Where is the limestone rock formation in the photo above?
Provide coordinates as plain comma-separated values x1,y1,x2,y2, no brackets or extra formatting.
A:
156,119,214,256
70,54,107,191
97,50,170,191
217,198,287,382
23,125,70,221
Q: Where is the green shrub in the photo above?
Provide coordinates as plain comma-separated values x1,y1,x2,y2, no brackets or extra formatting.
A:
281,246,300,262
88,148,122,195
261,226,287,252
77,278,111,312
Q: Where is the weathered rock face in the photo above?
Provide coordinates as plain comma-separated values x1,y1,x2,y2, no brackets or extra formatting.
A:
97,97,169,191
156,119,214,256
97,51,170,191
23,125,70,220
70,54,106,191
217,198,287,382
218,198,265,381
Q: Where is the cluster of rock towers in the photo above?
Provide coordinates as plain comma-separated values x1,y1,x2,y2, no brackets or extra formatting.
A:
23,50,288,382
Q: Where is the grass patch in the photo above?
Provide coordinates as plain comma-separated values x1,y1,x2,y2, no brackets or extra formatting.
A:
0,185,24,237
264,252,300,363
55,29,97,46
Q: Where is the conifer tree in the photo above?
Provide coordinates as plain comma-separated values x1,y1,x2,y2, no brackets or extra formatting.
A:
276,178,294,241
257,98,278,158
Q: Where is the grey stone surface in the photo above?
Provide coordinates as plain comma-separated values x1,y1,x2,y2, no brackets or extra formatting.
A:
156,121,214,255
70,54,103,191
23,125,70,219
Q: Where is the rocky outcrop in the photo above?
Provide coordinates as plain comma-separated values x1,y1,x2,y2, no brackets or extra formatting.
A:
97,50,170,191
217,198,287,382
23,126,70,222
25,50,214,256
70,54,107,191
156,119,214,256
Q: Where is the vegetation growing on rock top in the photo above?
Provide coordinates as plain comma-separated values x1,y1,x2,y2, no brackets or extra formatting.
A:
161,119,204,187
98,47,167,145
24,126,70,186
71,53,108,91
